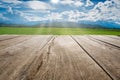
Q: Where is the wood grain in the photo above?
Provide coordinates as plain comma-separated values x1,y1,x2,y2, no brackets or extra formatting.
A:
106,36,120,40
0,36,31,50
0,35,119,80
73,36,120,80
19,36,110,80
90,35,120,48
0,35,52,80
0,35,19,41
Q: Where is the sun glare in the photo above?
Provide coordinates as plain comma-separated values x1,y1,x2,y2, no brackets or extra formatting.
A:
51,0,59,3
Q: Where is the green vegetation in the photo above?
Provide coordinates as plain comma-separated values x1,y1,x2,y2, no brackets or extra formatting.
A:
0,27,120,35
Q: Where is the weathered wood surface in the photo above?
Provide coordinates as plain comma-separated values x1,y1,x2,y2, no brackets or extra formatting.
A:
106,36,120,40
0,35,20,41
0,36,31,50
0,35,53,80
90,35,120,48
72,36,120,80
0,35,119,80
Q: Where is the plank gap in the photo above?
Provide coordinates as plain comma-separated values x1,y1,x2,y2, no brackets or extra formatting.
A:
70,36,114,80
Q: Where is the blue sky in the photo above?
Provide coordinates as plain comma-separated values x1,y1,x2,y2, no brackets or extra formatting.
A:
0,0,120,28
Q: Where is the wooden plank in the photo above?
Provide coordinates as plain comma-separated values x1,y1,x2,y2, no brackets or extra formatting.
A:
0,35,52,80
14,36,111,80
0,35,20,41
106,36,120,40
73,36,120,80
90,35,120,48
0,36,32,50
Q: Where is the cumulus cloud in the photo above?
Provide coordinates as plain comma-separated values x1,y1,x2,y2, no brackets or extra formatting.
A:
1,0,53,10
60,0,74,5
0,0,120,27
24,16,45,22
26,1,53,10
15,10,47,22
20,0,120,25
74,1,84,7
60,0,84,7
57,0,120,24
85,0,94,7
92,0,120,22
0,0,54,21
8,6,13,14
60,0,94,7
47,13,63,21
60,10,80,22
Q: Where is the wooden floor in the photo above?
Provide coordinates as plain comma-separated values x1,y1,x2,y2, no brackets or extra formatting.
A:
0,35,120,80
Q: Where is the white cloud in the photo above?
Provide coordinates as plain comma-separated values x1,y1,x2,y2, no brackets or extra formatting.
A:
0,14,8,20
8,6,13,14
22,10,50,14
26,1,53,10
60,0,120,23
49,0,120,23
74,1,84,7
24,16,45,22
15,10,47,22
93,0,120,22
1,0,22,4
48,13,63,21
114,0,120,3
0,1,53,15
116,22,120,25
21,12,62,22
60,0,94,7
85,0,94,7
60,0,74,5
60,0,84,7
2,0,119,25
61,10,81,22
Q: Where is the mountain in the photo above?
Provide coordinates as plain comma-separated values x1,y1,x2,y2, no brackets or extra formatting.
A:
34,22,109,28
0,22,119,29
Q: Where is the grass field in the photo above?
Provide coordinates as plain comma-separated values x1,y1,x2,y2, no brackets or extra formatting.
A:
0,27,120,35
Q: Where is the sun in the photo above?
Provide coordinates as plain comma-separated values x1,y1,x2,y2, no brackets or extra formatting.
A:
51,0,59,3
